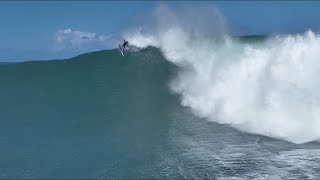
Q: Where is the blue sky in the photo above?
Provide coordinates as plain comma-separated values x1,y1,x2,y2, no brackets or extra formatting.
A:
1,1,320,62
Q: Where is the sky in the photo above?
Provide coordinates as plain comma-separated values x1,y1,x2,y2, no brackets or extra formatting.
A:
0,1,320,62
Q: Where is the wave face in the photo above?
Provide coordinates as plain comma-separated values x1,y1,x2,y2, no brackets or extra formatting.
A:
125,5,320,144
0,48,182,178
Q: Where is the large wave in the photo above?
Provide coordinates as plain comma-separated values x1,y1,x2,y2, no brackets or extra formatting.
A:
125,4,320,144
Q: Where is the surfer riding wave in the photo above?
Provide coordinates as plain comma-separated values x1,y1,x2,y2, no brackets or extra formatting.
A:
118,39,128,56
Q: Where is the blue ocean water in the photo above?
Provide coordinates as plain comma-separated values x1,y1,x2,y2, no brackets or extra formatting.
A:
0,46,320,179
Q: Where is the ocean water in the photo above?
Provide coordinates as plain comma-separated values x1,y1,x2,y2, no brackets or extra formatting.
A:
1,36,320,179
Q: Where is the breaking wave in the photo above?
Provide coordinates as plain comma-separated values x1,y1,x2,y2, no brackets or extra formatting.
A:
126,4,320,144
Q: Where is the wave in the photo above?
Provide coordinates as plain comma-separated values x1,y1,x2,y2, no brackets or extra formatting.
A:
125,4,320,144
3,9,320,144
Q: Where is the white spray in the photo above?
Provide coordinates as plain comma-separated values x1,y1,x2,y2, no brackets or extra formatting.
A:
125,4,320,144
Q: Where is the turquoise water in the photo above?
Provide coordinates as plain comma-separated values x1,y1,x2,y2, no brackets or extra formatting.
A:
1,47,320,179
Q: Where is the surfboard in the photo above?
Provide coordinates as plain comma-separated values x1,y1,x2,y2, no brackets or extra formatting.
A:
119,45,124,56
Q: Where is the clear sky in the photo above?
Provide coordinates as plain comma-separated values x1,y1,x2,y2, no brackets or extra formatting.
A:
1,1,320,62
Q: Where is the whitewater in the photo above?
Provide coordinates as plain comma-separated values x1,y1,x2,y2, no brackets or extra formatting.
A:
125,5,320,144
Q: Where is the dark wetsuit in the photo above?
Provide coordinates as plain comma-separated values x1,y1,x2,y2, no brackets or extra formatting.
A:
122,40,128,49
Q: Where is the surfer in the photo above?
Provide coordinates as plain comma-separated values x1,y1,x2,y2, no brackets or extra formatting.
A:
118,39,128,56
122,40,129,49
